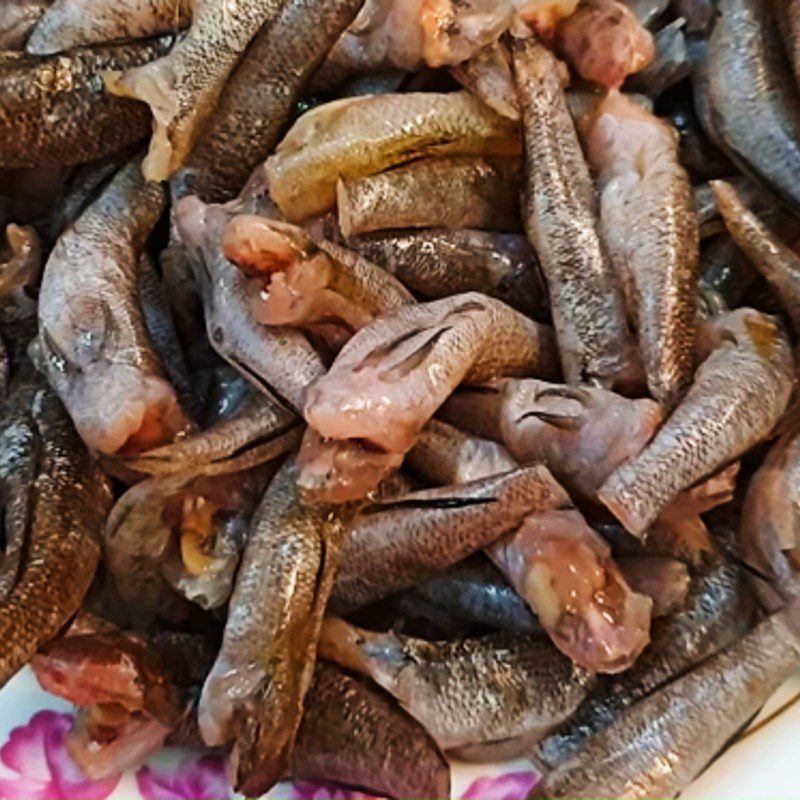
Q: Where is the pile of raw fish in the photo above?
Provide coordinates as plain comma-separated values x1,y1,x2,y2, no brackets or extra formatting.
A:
1,0,800,797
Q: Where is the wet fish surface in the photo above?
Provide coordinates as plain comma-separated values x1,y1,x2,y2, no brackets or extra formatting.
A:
532,561,755,769
534,607,800,799
337,156,522,237
39,158,189,456
706,0,800,212
0,376,112,689
330,464,572,612
513,36,641,391
343,228,547,318
0,37,174,169
176,0,365,201
319,618,593,756
105,0,288,180
599,308,794,536
265,91,521,221
199,459,353,796
26,0,191,55
291,662,450,800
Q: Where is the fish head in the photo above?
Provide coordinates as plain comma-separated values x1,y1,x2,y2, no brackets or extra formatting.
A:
296,427,403,504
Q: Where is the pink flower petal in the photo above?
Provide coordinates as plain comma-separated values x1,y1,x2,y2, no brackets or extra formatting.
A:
0,711,119,800
136,755,230,800
461,771,540,800
290,781,385,800
0,711,68,780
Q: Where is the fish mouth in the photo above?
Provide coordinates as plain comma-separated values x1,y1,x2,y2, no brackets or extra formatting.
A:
296,428,403,503
72,373,190,456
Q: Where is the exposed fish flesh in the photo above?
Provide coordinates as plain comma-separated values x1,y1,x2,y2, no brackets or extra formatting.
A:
301,293,559,501
175,195,326,413
488,507,653,672
586,90,699,406
533,560,755,770
556,0,654,89
39,158,189,455
441,379,663,503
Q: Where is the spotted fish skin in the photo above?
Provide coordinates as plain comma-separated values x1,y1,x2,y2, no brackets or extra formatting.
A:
513,36,641,391
177,0,366,202
26,0,191,55
0,37,174,169
599,308,794,536
0,376,112,690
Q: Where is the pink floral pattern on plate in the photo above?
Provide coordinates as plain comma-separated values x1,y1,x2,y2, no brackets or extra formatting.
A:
0,710,120,800
136,754,230,800
289,781,383,800
460,771,540,800
0,707,537,800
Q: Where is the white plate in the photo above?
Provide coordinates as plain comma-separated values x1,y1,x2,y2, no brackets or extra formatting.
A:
0,666,798,800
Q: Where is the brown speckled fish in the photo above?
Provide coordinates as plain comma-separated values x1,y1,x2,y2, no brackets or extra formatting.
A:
337,156,522,238
533,607,800,799
451,40,520,121
300,293,559,502
712,179,800,335
330,464,572,612
441,379,663,503
513,36,641,391
222,215,412,350
0,376,112,689
105,0,286,180
26,0,190,55
341,228,547,319
586,90,699,407
176,0,365,201
292,662,451,800
175,195,326,413
706,0,800,213
405,418,519,487
121,389,300,476
533,561,755,771
0,37,173,169
599,308,794,536
319,618,593,758
199,458,353,796
265,91,521,222
39,158,190,456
